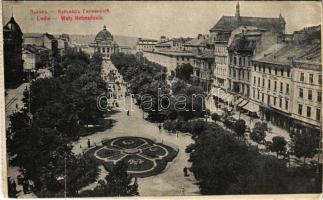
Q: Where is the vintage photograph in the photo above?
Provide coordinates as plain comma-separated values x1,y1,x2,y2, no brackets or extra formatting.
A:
2,1,322,198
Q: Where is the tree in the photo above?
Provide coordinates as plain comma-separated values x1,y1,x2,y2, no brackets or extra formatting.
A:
79,162,138,197
292,131,320,166
250,122,267,144
234,119,246,140
271,136,287,158
211,113,220,122
227,156,288,194
187,119,207,138
175,63,193,81
189,127,252,194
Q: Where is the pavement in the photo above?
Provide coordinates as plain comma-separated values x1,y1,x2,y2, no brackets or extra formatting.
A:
73,60,200,196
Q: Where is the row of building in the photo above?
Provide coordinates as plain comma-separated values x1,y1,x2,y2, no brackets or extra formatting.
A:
3,15,134,88
136,2,322,135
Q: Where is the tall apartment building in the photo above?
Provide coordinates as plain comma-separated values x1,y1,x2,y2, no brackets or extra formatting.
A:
250,25,321,134
209,2,285,104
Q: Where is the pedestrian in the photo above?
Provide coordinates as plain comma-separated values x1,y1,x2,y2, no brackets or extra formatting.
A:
80,144,82,149
181,185,185,194
127,110,130,116
87,139,91,148
15,103,18,109
158,124,162,132
183,167,189,177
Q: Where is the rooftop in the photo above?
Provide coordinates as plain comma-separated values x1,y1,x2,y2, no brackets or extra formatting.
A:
210,16,285,33
253,42,321,66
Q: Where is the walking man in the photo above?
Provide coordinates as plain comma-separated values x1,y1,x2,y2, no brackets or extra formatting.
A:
87,139,91,148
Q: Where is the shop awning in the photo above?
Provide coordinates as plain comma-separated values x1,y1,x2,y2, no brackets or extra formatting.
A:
234,98,244,105
243,102,260,113
237,100,248,107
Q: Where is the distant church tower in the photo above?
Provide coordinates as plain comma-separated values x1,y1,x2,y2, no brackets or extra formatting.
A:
3,10,24,88
235,2,241,22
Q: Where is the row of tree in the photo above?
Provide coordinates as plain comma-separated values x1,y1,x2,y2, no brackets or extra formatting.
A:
7,51,115,197
186,119,322,194
111,53,206,121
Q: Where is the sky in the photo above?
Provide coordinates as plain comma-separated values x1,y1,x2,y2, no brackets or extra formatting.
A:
2,1,321,39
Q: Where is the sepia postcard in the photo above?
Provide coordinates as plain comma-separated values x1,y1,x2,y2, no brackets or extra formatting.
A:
0,1,322,199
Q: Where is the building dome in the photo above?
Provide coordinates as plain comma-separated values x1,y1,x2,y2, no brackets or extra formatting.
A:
95,25,113,42
4,17,23,36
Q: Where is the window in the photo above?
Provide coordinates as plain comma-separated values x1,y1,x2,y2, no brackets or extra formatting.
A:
234,57,237,65
262,78,265,87
318,92,322,102
300,73,304,82
268,80,271,89
263,66,265,73
281,69,284,76
267,95,270,105
298,104,303,115
287,70,290,77
259,65,261,71
274,81,277,91
307,106,311,117
280,82,283,92
254,65,256,71
279,98,282,108
102,47,105,53
309,74,314,84
286,84,289,94
239,57,242,66
176,57,179,61
262,93,264,102
258,77,260,87
274,97,276,106
275,68,277,75
308,90,312,100
316,108,321,121
257,91,260,100
98,47,101,53
247,72,250,80
253,88,255,98
254,76,256,85
285,100,288,110
269,67,271,74
182,57,184,61
299,88,303,98
319,75,322,85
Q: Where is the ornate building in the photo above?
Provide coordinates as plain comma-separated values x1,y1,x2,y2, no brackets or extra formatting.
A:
210,2,286,106
3,15,24,88
89,25,119,59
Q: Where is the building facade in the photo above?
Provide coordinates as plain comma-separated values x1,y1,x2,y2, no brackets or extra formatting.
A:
251,26,321,133
143,50,194,75
136,38,158,52
89,25,119,60
209,2,286,105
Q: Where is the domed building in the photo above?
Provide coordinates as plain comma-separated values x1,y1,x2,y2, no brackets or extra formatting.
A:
3,15,24,88
89,25,119,60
